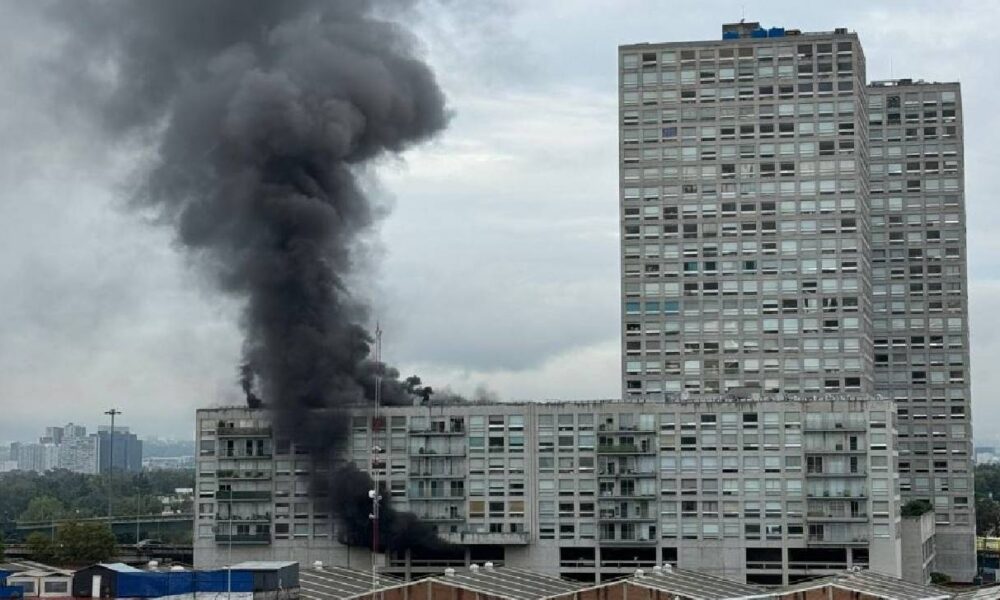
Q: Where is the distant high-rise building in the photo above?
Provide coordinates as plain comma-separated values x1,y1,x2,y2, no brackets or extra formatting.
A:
618,23,973,580
10,441,58,473
57,424,99,474
97,427,143,473
40,426,64,445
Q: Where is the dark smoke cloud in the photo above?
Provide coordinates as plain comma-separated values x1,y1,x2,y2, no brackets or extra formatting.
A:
46,0,452,554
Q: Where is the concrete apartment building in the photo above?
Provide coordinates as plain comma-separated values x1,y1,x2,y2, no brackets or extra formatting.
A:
617,23,973,579
866,80,973,578
195,399,901,585
192,19,974,586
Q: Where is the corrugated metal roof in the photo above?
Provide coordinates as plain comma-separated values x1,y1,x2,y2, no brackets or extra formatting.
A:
432,566,590,600
229,561,298,571
97,563,144,574
0,561,72,577
300,566,401,600
953,586,1000,600
781,570,952,600
622,567,771,600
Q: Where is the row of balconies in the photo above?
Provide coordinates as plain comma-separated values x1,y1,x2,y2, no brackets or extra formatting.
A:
217,469,271,480
410,447,466,456
214,513,272,522
214,533,271,544
806,490,868,499
216,424,272,437
597,444,656,455
215,490,272,501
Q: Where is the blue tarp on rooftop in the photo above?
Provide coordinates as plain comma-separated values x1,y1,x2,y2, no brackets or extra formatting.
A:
114,570,253,598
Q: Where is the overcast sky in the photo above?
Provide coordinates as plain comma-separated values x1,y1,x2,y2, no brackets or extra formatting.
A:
1,0,998,443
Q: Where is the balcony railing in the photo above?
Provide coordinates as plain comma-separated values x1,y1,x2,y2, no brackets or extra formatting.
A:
806,490,868,500
437,531,529,545
807,534,869,545
217,426,273,437
598,513,656,522
215,513,271,522
803,419,867,432
598,535,657,545
806,469,867,477
219,451,273,459
408,491,466,500
215,491,272,501
597,444,655,455
217,470,272,480
409,427,465,435
215,533,271,544
409,448,466,457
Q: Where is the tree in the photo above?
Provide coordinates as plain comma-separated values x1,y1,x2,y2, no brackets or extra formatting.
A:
0,532,6,561
19,496,66,523
978,464,1000,499
901,499,933,517
977,497,1000,537
55,521,116,564
26,532,56,563
930,572,951,585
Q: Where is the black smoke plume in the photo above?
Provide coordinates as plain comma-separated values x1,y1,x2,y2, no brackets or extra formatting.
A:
47,0,452,553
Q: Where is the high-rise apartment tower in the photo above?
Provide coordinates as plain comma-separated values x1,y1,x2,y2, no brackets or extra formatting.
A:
618,23,973,579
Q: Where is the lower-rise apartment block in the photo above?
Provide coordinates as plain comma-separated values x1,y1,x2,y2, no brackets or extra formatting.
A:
195,398,904,585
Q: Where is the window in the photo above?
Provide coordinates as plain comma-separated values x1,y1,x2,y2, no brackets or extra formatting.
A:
45,582,69,594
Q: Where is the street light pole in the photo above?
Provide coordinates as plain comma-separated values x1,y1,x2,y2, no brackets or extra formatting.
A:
104,409,122,521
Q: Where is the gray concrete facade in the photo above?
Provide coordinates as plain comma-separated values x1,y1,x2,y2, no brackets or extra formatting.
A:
617,23,975,580
195,399,900,586
866,80,975,581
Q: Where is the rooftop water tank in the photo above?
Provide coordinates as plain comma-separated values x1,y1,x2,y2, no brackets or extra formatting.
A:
722,31,740,40
768,27,785,37
751,28,767,38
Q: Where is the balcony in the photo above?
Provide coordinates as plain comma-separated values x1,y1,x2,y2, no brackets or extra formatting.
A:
806,491,868,500
409,448,466,457
598,491,657,500
598,513,656,522
598,536,658,545
215,491,272,501
806,513,869,522
408,472,466,479
803,423,867,432
219,451,273,459
807,534,869,546
215,513,271,523
437,531,529,545
804,447,867,455
217,425,272,437
215,533,271,544
806,470,867,478
597,444,655,455
217,470,272,480
408,492,466,500
409,427,465,436
414,514,466,522
597,469,656,478
597,424,656,433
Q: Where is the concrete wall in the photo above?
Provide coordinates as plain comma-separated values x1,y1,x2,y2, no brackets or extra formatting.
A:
900,511,935,584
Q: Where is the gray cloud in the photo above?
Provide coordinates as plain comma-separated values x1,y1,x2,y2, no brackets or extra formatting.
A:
1,0,999,442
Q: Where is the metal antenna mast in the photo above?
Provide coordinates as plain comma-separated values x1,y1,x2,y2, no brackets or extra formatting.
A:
104,408,122,519
369,323,383,592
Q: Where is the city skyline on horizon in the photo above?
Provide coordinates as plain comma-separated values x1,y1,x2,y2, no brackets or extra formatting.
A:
1,1,999,447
